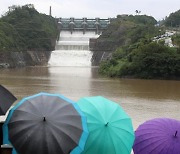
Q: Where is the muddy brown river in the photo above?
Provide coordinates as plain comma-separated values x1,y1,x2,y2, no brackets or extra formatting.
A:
0,66,179,129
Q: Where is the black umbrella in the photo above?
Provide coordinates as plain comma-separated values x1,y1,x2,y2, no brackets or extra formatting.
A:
3,92,88,154
0,85,17,115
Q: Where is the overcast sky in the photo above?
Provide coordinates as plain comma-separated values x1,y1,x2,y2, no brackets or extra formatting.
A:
0,0,180,20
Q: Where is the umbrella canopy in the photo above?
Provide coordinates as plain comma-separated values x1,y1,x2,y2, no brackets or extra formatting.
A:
3,92,88,154
133,118,180,154
0,85,17,115
77,96,135,154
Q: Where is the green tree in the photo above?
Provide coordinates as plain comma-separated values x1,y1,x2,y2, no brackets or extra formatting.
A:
0,4,58,52
99,42,180,79
164,9,180,27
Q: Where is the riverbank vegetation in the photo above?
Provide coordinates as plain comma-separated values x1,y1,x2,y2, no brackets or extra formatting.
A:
0,4,58,52
99,42,180,79
99,10,180,79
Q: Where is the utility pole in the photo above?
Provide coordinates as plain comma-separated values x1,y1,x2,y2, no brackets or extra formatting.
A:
49,6,52,16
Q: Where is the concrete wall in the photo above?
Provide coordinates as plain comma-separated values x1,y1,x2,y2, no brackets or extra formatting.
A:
90,38,112,66
0,51,51,68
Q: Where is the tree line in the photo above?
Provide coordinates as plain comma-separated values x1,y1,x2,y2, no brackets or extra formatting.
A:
98,11,180,79
0,4,58,52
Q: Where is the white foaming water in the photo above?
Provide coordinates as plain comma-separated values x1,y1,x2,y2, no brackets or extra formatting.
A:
48,30,99,66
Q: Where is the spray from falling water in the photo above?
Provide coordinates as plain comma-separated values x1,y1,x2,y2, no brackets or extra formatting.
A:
48,30,99,66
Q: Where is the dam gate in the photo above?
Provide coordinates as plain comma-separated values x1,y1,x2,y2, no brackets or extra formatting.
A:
57,17,110,34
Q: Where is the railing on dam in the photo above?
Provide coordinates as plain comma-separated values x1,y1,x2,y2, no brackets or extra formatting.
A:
57,17,110,34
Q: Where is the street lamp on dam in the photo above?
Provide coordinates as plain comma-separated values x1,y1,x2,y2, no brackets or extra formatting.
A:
69,17,75,34
82,17,87,34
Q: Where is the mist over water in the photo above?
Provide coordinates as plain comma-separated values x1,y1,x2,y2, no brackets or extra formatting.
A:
48,30,99,66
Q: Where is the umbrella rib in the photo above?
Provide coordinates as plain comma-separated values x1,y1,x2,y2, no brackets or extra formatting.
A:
9,122,38,137
136,130,165,136
47,102,72,116
165,136,179,154
56,103,72,110
49,121,80,145
106,104,119,122
167,140,178,154
8,119,39,126
137,137,169,153
90,126,103,132
89,102,106,123
12,109,41,118
112,125,135,136
9,123,38,148
111,118,131,123
155,119,175,131
42,124,64,154
135,131,167,139
20,99,43,116
87,121,105,125
138,126,166,132
134,135,167,146
47,128,64,153
148,137,170,154
111,128,133,153
84,127,106,153
138,123,166,131
107,128,120,153
84,111,104,123
12,122,65,154
49,120,83,131
53,114,82,119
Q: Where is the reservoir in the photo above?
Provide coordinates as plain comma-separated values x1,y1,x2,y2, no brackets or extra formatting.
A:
0,66,179,129
0,30,180,129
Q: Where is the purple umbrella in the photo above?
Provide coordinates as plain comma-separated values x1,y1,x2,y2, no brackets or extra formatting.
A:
133,118,180,154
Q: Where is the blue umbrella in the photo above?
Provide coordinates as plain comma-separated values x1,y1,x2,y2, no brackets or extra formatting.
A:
77,96,135,154
3,92,88,154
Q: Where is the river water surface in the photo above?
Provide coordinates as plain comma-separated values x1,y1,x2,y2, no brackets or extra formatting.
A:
0,66,179,129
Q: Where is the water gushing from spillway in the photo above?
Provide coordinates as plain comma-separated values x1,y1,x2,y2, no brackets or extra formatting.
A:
48,30,99,66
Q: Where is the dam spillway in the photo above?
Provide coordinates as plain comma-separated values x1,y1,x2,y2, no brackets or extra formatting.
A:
48,30,99,66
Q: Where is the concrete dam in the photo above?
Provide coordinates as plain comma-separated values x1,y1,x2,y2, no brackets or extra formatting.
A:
48,18,110,66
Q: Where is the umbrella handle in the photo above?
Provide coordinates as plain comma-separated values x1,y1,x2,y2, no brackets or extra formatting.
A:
105,122,109,126
174,131,177,137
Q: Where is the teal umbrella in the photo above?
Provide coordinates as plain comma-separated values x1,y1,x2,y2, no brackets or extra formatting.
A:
77,96,134,154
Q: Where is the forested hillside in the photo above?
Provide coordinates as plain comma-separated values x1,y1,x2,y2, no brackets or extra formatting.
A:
93,15,159,52
164,9,180,27
98,14,180,79
0,4,58,52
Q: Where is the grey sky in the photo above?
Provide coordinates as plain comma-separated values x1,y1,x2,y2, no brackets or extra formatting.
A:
0,0,180,20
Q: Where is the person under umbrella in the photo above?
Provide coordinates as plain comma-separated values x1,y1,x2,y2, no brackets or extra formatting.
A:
0,85,17,115
77,96,135,154
0,85,17,149
133,118,180,154
3,92,88,154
